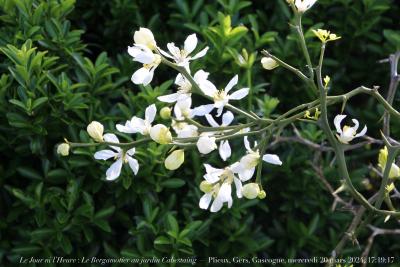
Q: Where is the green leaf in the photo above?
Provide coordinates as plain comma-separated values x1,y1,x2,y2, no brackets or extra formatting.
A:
94,219,112,232
160,178,186,188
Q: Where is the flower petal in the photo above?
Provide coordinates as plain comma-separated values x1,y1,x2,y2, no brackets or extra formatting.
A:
127,156,139,175
205,114,219,127
229,88,249,100
142,68,155,86
158,93,179,103
219,141,231,161
126,147,136,156
199,80,217,97
192,104,214,117
131,67,149,85
145,104,157,123
199,193,212,210
191,47,209,60
233,177,243,198
351,119,359,131
105,158,123,181
184,34,197,55
262,154,282,165
334,114,346,134
225,75,238,93
222,111,234,126
94,150,117,160
355,125,367,137
244,136,251,151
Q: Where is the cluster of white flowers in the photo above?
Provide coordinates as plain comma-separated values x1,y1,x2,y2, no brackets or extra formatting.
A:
77,27,283,212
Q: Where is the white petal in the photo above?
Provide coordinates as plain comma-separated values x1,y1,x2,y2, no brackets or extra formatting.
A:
219,141,231,161
142,68,155,86
244,136,251,151
130,117,147,134
262,154,282,165
193,69,209,83
225,75,238,93
191,47,209,60
334,114,346,134
105,158,123,181
238,167,255,182
131,67,149,85
216,106,224,117
210,198,223,212
355,125,367,137
233,177,243,198
351,119,359,131
134,50,155,64
126,147,136,156
94,150,117,160
127,156,139,175
205,114,219,127
203,164,223,183
167,42,180,58
192,104,214,117
229,88,249,100
145,104,157,123
199,193,213,210
199,80,217,97
158,47,173,58
116,122,136,134
222,111,234,126
184,34,198,55
158,93,179,103
103,133,119,143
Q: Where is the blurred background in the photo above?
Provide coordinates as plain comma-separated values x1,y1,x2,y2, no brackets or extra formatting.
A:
0,0,399,265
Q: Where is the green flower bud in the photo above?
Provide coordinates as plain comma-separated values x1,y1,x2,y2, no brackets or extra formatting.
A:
57,143,70,156
258,190,266,199
160,107,172,120
200,181,213,193
242,183,260,199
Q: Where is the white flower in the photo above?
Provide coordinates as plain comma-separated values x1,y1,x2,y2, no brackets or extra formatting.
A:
171,120,198,138
158,70,210,104
205,111,235,161
234,137,282,181
87,121,104,142
159,34,208,68
199,164,243,212
150,124,172,144
294,0,317,13
134,27,156,50
200,75,249,116
242,183,260,199
165,149,185,170
173,97,214,120
57,143,70,156
128,45,161,86
117,104,156,135
334,114,367,144
94,134,139,181
196,135,217,154
261,57,279,70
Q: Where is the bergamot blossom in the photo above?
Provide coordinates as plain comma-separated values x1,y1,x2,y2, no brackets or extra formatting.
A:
150,124,172,144
94,134,139,181
165,149,185,170
196,135,217,154
158,70,210,104
312,29,341,43
261,57,279,70
128,45,161,86
293,0,317,13
334,114,367,144
200,75,249,116
159,34,209,68
378,146,400,179
57,143,70,156
134,27,157,50
205,111,234,161
199,164,243,212
173,97,214,120
234,137,282,181
87,121,104,142
171,120,198,138
117,104,156,135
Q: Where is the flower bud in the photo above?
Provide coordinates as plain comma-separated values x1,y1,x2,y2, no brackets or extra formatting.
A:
261,57,278,70
196,136,217,154
164,149,184,170
160,107,172,120
150,124,172,144
134,27,156,50
200,181,213,193
389,163,400,179
87,121,104,142
258,190,266,199
57,143,70,156
242,183,260,199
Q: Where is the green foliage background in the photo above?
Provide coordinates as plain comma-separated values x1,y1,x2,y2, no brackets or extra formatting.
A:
0,0,399,266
